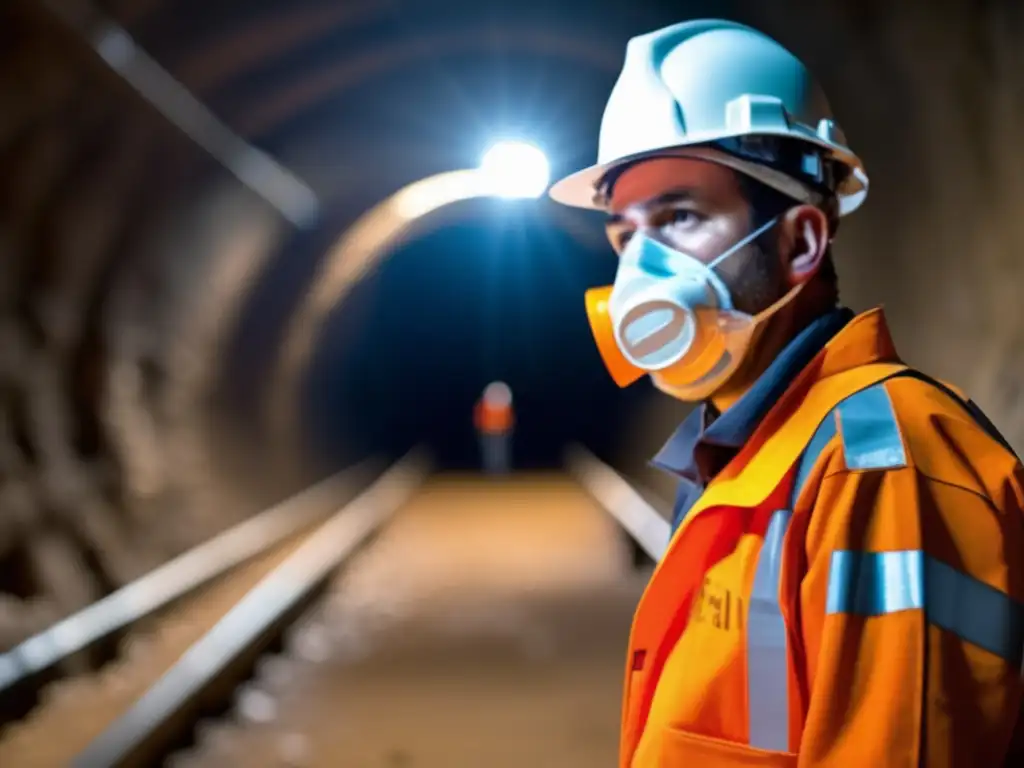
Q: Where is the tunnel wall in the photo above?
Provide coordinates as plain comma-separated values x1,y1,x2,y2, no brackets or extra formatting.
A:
0,2,291,648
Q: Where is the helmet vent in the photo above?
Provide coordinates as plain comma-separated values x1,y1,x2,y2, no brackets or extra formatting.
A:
725,94,790,133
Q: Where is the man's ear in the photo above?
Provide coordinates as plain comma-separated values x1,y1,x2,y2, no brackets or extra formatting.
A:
777,204,830,286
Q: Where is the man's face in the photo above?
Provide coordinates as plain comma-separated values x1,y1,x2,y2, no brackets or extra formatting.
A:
605,156,786,315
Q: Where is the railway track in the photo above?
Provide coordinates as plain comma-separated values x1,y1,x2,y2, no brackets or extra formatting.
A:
0,455,415,766
0,534,314,766
0,448,668,767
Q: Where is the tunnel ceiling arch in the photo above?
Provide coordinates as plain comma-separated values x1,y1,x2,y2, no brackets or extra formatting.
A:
3,0,1024,645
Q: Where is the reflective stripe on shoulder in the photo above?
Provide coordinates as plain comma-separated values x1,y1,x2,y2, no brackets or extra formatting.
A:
826,550,1024,667
835,382,908,470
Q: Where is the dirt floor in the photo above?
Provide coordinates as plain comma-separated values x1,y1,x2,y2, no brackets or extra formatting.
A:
182,474,648,768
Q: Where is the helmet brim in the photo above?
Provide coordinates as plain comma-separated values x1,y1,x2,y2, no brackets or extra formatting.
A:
548,132,868,216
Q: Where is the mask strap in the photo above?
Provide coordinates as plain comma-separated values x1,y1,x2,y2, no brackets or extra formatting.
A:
708,216,779,271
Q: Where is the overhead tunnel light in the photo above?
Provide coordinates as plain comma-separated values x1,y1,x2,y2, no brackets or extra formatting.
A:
272,140,552,438
478,140,551,199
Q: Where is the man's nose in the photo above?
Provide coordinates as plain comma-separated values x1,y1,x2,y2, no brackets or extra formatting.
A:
623,230,677,278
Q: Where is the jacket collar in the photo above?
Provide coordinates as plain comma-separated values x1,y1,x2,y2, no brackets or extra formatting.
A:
650,307,855,479
814,306,900,379
649,306,901,478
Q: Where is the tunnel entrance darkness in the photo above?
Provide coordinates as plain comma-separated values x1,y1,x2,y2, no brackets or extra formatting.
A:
303,201,655,471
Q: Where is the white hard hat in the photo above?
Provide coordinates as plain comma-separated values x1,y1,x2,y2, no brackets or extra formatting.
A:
549,19,868,216
483,381,512,408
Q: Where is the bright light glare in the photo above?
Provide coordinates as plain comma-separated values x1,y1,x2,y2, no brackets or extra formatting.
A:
478,141,550,199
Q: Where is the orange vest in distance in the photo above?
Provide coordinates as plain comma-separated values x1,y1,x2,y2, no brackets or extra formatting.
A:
474,400,514,434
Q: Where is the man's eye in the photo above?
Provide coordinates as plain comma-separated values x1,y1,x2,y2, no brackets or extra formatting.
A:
616,231,634,251
666,209,700,228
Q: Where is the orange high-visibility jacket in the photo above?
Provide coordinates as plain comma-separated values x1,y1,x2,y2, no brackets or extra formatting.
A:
624,308,1024,767
474,400,514,434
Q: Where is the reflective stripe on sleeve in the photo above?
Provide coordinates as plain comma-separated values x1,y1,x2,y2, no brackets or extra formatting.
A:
826,550,1024,667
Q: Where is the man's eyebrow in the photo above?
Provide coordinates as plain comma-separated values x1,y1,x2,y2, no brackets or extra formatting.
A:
646,189,698,207
605,188,699,225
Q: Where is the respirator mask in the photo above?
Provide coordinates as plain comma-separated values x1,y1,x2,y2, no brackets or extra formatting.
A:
585,217,803,401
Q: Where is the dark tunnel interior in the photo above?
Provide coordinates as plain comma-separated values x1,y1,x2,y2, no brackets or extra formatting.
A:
2,0,1024,676
215,37,658,474
301,204,652,471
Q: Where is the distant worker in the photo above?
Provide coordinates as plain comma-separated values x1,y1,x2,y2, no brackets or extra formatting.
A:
549,19,1024,768
474,381,514,475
